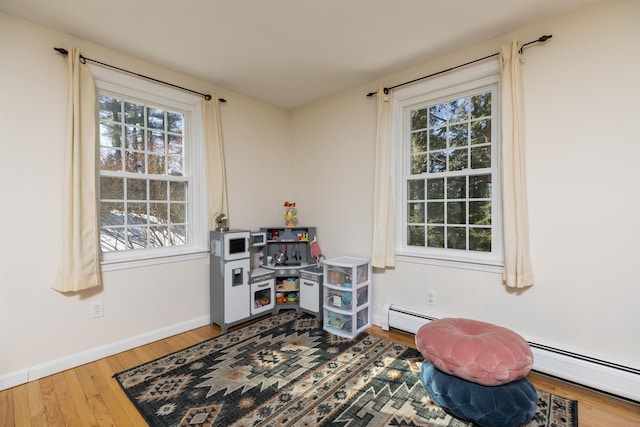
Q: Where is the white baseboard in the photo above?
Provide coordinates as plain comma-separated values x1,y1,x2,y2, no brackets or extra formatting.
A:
0,369,30,392
529,343,640,402
0,315,210,392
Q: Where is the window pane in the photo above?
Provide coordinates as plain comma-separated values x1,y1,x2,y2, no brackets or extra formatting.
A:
447,177,466,199
407,179,424,200
469,174,492,199
449,124,468,147
470,119,491,145
167,156,183,176
167,111,183,133
149,180,167,201
408,202,425,223
170,203,186,224
127,226,147,249
124,126,144,150
147,107,164,130
429,152,446,173
127,202,147,221
148,130,165,154
100,202,124,227
100,176,124,199
429,104,447,126
411,131,427,153
124,102,144,126
427,226,444,248
99,96,122,122
426,178,444,199
149,226,169,247
470,228,491,252
448,148,468,171
408,225,425,246
447,202,466,224
411,108,428,130
411,153,428,174
100,147,121,171
427,201,444,223
471,145,491,169
471,92,492,118
100,123,122,148
150,202,168,223
447,227,466,249
169,225,187,245
101,227,126,251
429,127,447,150
170,181,187,201
149,154,166,175
449,98,469,123
168,134,183,155
125,151,146,173
127,179,146,201
469,201,491,225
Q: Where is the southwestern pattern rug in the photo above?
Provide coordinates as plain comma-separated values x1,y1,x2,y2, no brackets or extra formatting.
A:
114,312,578,426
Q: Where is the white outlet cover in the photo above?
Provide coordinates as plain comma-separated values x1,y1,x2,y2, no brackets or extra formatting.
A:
91,301,104,318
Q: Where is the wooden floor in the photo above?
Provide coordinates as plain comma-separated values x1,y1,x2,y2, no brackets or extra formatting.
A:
1,318,639,426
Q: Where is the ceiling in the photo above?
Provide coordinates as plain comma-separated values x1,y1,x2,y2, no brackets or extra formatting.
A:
1,0,598,109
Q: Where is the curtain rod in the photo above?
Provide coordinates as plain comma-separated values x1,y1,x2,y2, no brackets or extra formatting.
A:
53,47,226,103
366,35,552,97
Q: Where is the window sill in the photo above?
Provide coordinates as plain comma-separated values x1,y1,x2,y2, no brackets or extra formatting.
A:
395,253,503,274
101,250,209,272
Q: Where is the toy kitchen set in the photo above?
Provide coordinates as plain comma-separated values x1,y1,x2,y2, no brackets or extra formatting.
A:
209,208,324,333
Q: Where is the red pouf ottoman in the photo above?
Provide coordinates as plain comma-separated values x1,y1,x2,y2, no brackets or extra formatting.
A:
415,318,533,386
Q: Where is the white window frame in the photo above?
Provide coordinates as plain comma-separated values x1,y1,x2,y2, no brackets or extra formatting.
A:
92,65,208,270
392,60,503,272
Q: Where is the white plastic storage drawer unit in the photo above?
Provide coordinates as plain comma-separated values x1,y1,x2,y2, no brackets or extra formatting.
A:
322,256,371,339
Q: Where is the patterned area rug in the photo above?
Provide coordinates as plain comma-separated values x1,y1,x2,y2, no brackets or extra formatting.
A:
114,312,578,426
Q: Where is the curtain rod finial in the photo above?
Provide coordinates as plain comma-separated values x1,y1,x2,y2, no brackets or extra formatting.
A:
538,35,552,43
54,47,69,55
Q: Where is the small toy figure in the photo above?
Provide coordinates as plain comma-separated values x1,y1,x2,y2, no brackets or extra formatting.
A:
283,201,298,227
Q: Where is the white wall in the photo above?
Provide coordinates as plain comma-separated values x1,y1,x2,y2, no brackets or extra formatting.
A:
0,13,290,386
291,0,640,370
2,0,638,391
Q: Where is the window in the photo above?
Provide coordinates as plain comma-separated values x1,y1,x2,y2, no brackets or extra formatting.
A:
92,66,207,265
394,61,502,269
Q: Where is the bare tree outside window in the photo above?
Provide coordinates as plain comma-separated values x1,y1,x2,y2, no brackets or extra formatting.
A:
99,95,188,252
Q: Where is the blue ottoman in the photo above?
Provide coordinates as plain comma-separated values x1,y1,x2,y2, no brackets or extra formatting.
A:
420,360,537,427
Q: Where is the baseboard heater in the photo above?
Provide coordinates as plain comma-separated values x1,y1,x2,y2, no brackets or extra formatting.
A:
381,304,640,403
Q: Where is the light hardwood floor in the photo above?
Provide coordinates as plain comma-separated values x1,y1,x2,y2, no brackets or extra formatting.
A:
1,318,639,426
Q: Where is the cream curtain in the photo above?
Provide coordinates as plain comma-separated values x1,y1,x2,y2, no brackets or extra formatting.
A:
203,93,229,229
500,40,534,288
52,48,101,292
371,86,396,268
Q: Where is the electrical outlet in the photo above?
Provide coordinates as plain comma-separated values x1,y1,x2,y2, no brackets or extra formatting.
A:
426,289,437,305
91,300,104,318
